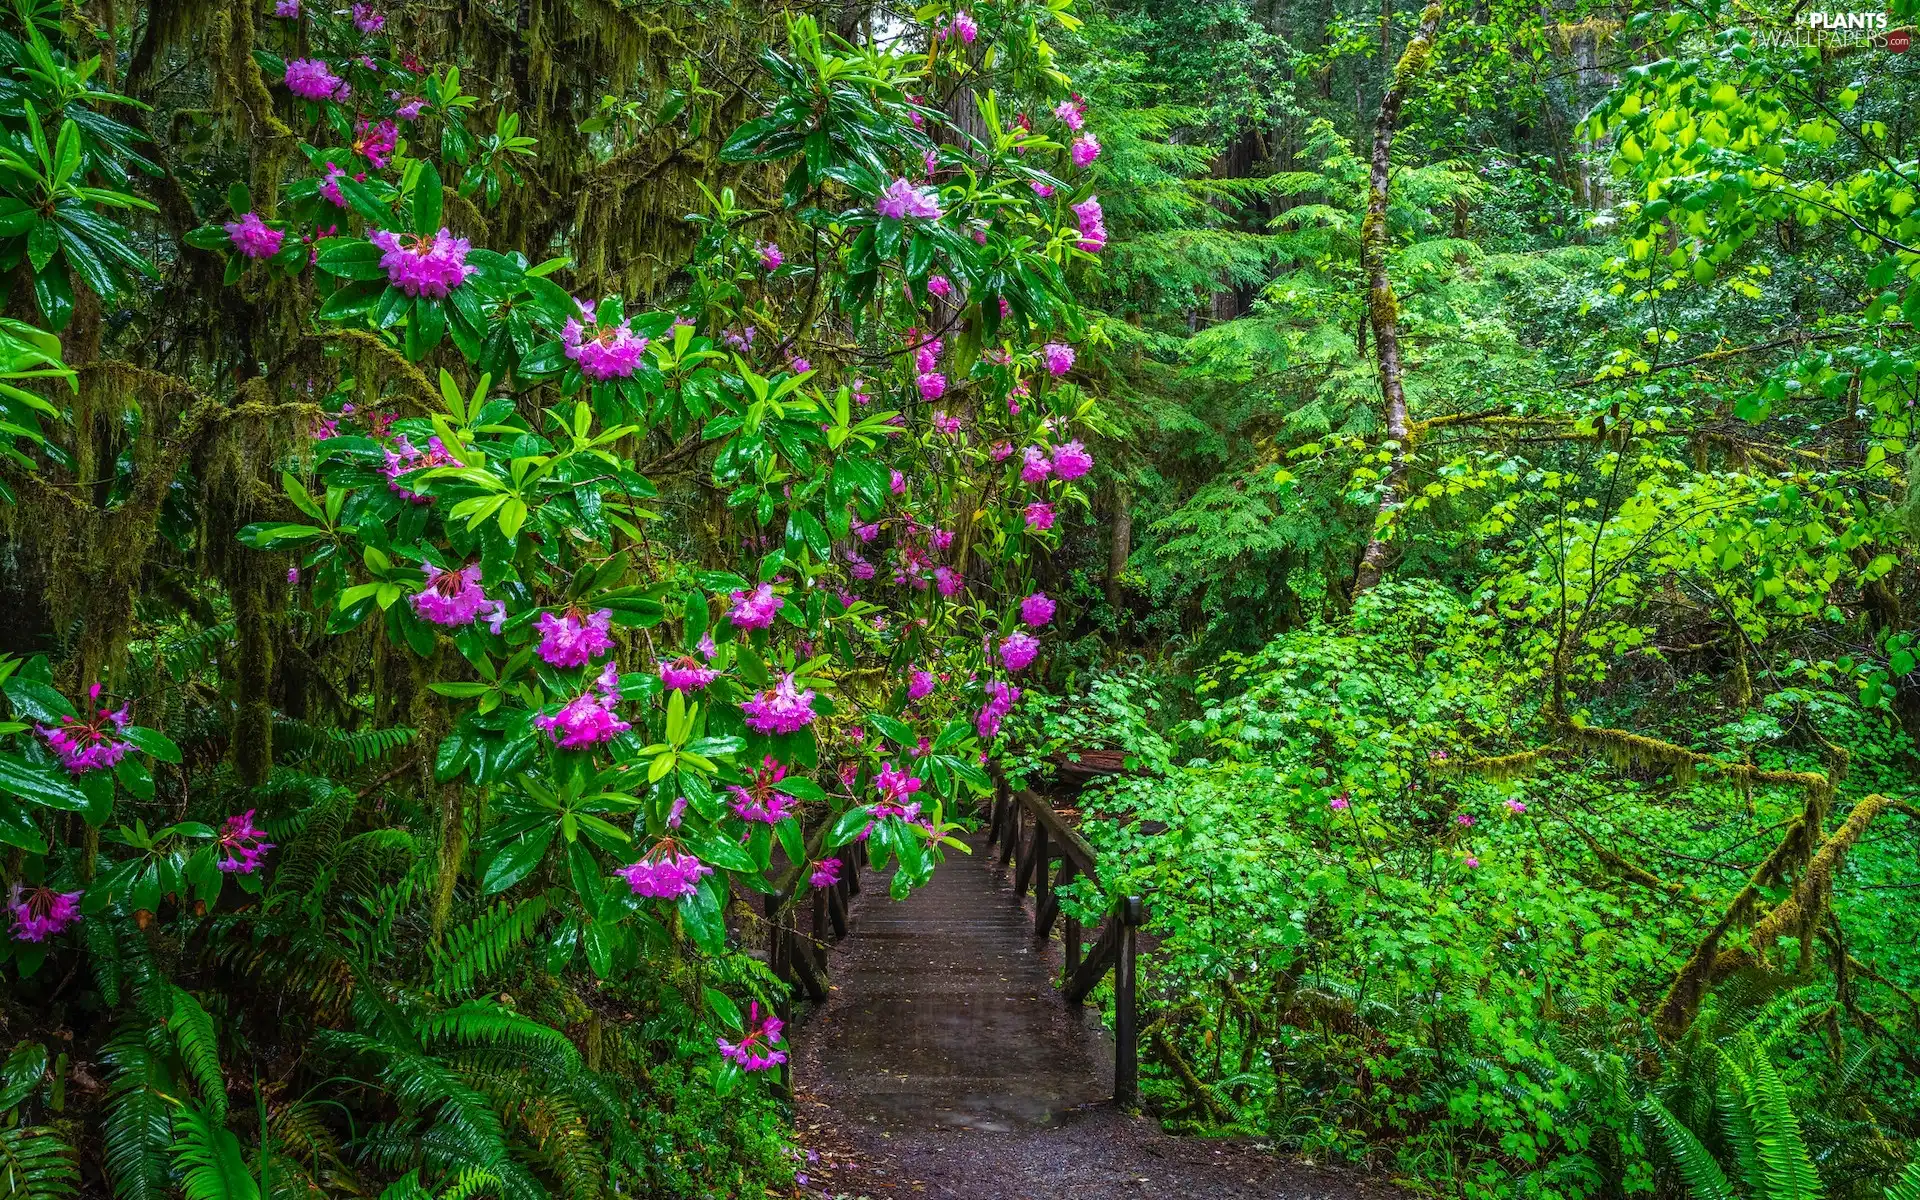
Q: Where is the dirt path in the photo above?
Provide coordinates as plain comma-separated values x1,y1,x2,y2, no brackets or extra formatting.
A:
786,838,1391,1200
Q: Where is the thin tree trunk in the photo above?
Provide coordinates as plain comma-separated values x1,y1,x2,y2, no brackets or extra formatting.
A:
1350,2,1445,601
1106,481,1132,612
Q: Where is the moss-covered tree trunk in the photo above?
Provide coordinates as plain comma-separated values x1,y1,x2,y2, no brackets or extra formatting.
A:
1350,1,1444,601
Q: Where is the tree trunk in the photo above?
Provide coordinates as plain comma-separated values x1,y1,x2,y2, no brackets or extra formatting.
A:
1106,481,1132,612
1350,2,1445,601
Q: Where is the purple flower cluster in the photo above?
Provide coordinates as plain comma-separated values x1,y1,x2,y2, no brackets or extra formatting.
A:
659,648,720,692
1041,342,1075,376
412,562,506,632
741,674,818,735
1073,196,1108,253
225,213,284,259
217,810,276,874
7,884,81,942
758,241,783,271
319,162,366,208
285,58,348,102
717,1001,787,1071
1024,502,1056,532
369,228,477,298
875,177,943,221
352,3,384,31
353,118,398,169
976,680,1021,739
617,847,712,900
729,582,784,630
1020,592,1056,627
38,684,132,774
536,663,632,749
535,608,615,667
809,858,842,888
729,756,796,824
908,669,936,701
563,304,650,381
1054,96,1086,131
1071,134,1102,168
1052,440,1094,479
383,434,453,502
997,631,1040,673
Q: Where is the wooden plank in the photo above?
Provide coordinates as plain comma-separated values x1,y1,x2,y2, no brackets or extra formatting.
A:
1064,913,1122,1004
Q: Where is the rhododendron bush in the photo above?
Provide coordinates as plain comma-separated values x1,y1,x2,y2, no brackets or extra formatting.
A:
0,0,1107,1191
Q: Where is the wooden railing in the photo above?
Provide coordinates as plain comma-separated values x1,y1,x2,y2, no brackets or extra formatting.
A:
986,779,1145,1106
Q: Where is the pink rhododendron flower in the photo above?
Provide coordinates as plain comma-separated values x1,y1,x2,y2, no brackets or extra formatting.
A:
875,177,943,220
1023,502,1056,531
945,10,978,42
1506,798,1528,814
723,325,755,350
1073,195,1108,252
718,1001,787,1070
394,96,425,121
976,680,1021,739
617,846,712,900
1019,592,1056,627
288,567,300,585
1054,96,1085,130
1020,445,1053,484
758,241,783,271
383,434,453,502
1031,181,1054,198
1052,440,1093,480
847,555,876,581
535,608,615,667
285,58,347,101
369,228,477,298
908,669,935,701
998,631,1040,673
931,528,954,551
319,162,367,207
216,810,276,874
891,470,907,496
729,756,795,823
1329,791,1351,810
563,310,649,381
729,582,784,630
788,357,810,374
741,674,818,735
932,411,962,436
1070,133,1102,168
274,0,300,17
352,3,383,31
659,654,719,692
1042,342,1075,376
917,371,947,401
1456,812,1476,826
990,441,1014,463
810,858,842,888
537,664,631,748
8,884,81,942
927,274,954,298
225,213,283,259
412,562,505,632
934,566,964,597
1465,856,1480,869
38,683,132,775
353,117,397,168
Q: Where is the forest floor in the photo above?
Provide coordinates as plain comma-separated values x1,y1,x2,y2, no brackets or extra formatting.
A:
785,836,1395,1200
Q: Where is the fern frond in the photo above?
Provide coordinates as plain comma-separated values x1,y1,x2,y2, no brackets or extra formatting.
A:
427,899,549,1001
1642,1098,1736,1200
167,1103,261,1200
1885,1162,1920,1200
0,1125,79,1199
167,988,228,1119
418,1001,579,1071
100,1024,174,1200
1741,1042,1822,1200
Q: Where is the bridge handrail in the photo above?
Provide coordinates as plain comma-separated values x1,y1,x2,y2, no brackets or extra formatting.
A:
985,776,1145,1107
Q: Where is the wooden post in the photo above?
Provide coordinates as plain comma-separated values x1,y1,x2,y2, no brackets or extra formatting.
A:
1027,822,1050,915
1064,914,1081,978
1114,895,1143,1107
765,889,793,1098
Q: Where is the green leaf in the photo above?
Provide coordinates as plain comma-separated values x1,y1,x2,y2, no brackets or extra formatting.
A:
0,755,90,812
4,677,75,722
483,825,555,894
413,160,443,236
